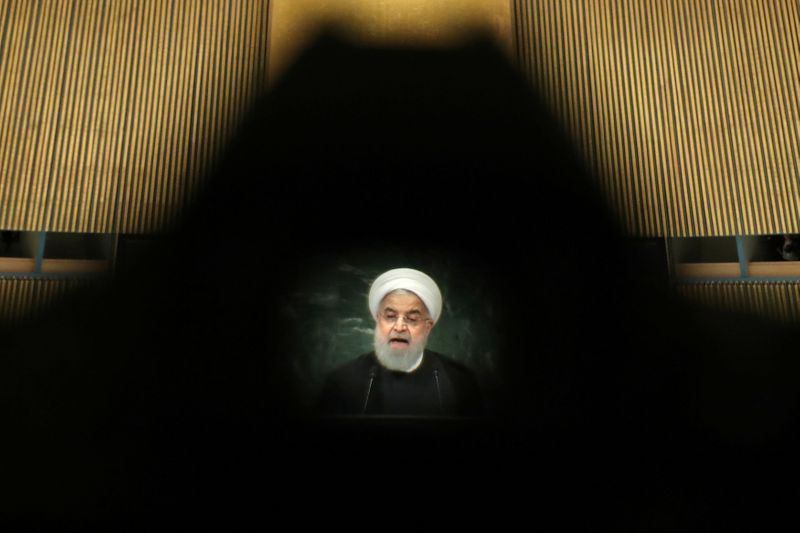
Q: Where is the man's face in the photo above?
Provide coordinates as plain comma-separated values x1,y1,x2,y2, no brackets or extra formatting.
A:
374,291,434,356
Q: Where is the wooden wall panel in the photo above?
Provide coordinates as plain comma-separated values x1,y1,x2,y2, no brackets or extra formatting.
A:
2,1,797,238
267,0,513,85
0,0,270,234
0,276,92,323
677,281,800,324
512,0,800,237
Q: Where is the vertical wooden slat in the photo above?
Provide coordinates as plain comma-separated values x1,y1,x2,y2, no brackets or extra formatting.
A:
97,0,128,232
69,0,97,232
0,0,19,224
753,0,796,232
184,0,208,218
75,0,106,233
169,2,195,226
138,0,165,234
0,0,19,225
618,0,641,235
710,1,744,235
2,1,797,236
110,0,138,236
678,0,713,236
585,0,608,209
125,0,150,234
677,281,800,324
645,0,671,235
736,1,770,234
625,0,650,235
0,1,272,234
156,0,176,230
46,0,79,232
569,0,591,166
18,1,52,232
583,0,611,226
4,1,39,229
697,0,732,235
511,0,800,237
0,277,92,324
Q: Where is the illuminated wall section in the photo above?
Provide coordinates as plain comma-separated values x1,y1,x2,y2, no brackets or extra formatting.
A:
0,277,91,324
0,0,270,234
512,0,800,237
5,0,797,239
0,0,510,234
678,281,800,324
3,0,800,326
267,0,514,84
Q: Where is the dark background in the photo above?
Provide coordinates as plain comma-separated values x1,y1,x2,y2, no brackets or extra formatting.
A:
2,35,800,530
281,247,502,411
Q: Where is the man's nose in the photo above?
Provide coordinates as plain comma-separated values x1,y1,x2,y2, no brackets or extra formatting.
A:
392,317,409,332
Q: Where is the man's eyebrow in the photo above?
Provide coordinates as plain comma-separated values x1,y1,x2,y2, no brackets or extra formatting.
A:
382,307,423,316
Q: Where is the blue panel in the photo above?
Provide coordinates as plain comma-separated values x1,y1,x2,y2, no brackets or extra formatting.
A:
34,232,46,273
735,236,748,278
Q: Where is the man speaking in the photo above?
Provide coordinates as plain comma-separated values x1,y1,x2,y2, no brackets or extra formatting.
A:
317,268,483,417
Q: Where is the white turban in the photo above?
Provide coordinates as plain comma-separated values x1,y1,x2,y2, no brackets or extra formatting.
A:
368,268,443,323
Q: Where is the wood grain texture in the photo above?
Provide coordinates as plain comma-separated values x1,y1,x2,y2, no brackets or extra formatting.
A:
0,0,270,233
677,281,800,323
0,276,93,322
512,0,800,237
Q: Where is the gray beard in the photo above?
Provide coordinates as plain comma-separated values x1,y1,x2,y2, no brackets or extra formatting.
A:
374,338,425,373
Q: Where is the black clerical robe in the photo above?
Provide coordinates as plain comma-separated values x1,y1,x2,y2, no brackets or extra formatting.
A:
317,350,482,417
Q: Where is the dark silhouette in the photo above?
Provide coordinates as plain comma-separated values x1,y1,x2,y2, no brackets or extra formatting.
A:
0,230,20,254
779,234,800,260
3,33,800,529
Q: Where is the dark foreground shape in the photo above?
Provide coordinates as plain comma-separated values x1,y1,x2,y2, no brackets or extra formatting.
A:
2,34,800,530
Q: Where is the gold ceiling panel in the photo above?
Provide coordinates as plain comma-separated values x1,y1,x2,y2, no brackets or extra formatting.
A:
1,0,798,237
267,0,513,85
513,0,800,237
0,0,270,233
0,276,92,323
677,281,800,324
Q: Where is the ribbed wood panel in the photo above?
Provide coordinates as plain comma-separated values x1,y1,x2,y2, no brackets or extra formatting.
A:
512,0,800,237
0,0,270,233
0,277,92,323
677,281,800,324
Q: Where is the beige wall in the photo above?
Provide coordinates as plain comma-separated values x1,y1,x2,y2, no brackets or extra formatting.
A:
267,0,513,84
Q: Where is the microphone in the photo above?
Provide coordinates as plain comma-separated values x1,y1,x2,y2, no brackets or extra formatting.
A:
362,366,377,415
433,368,443,414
